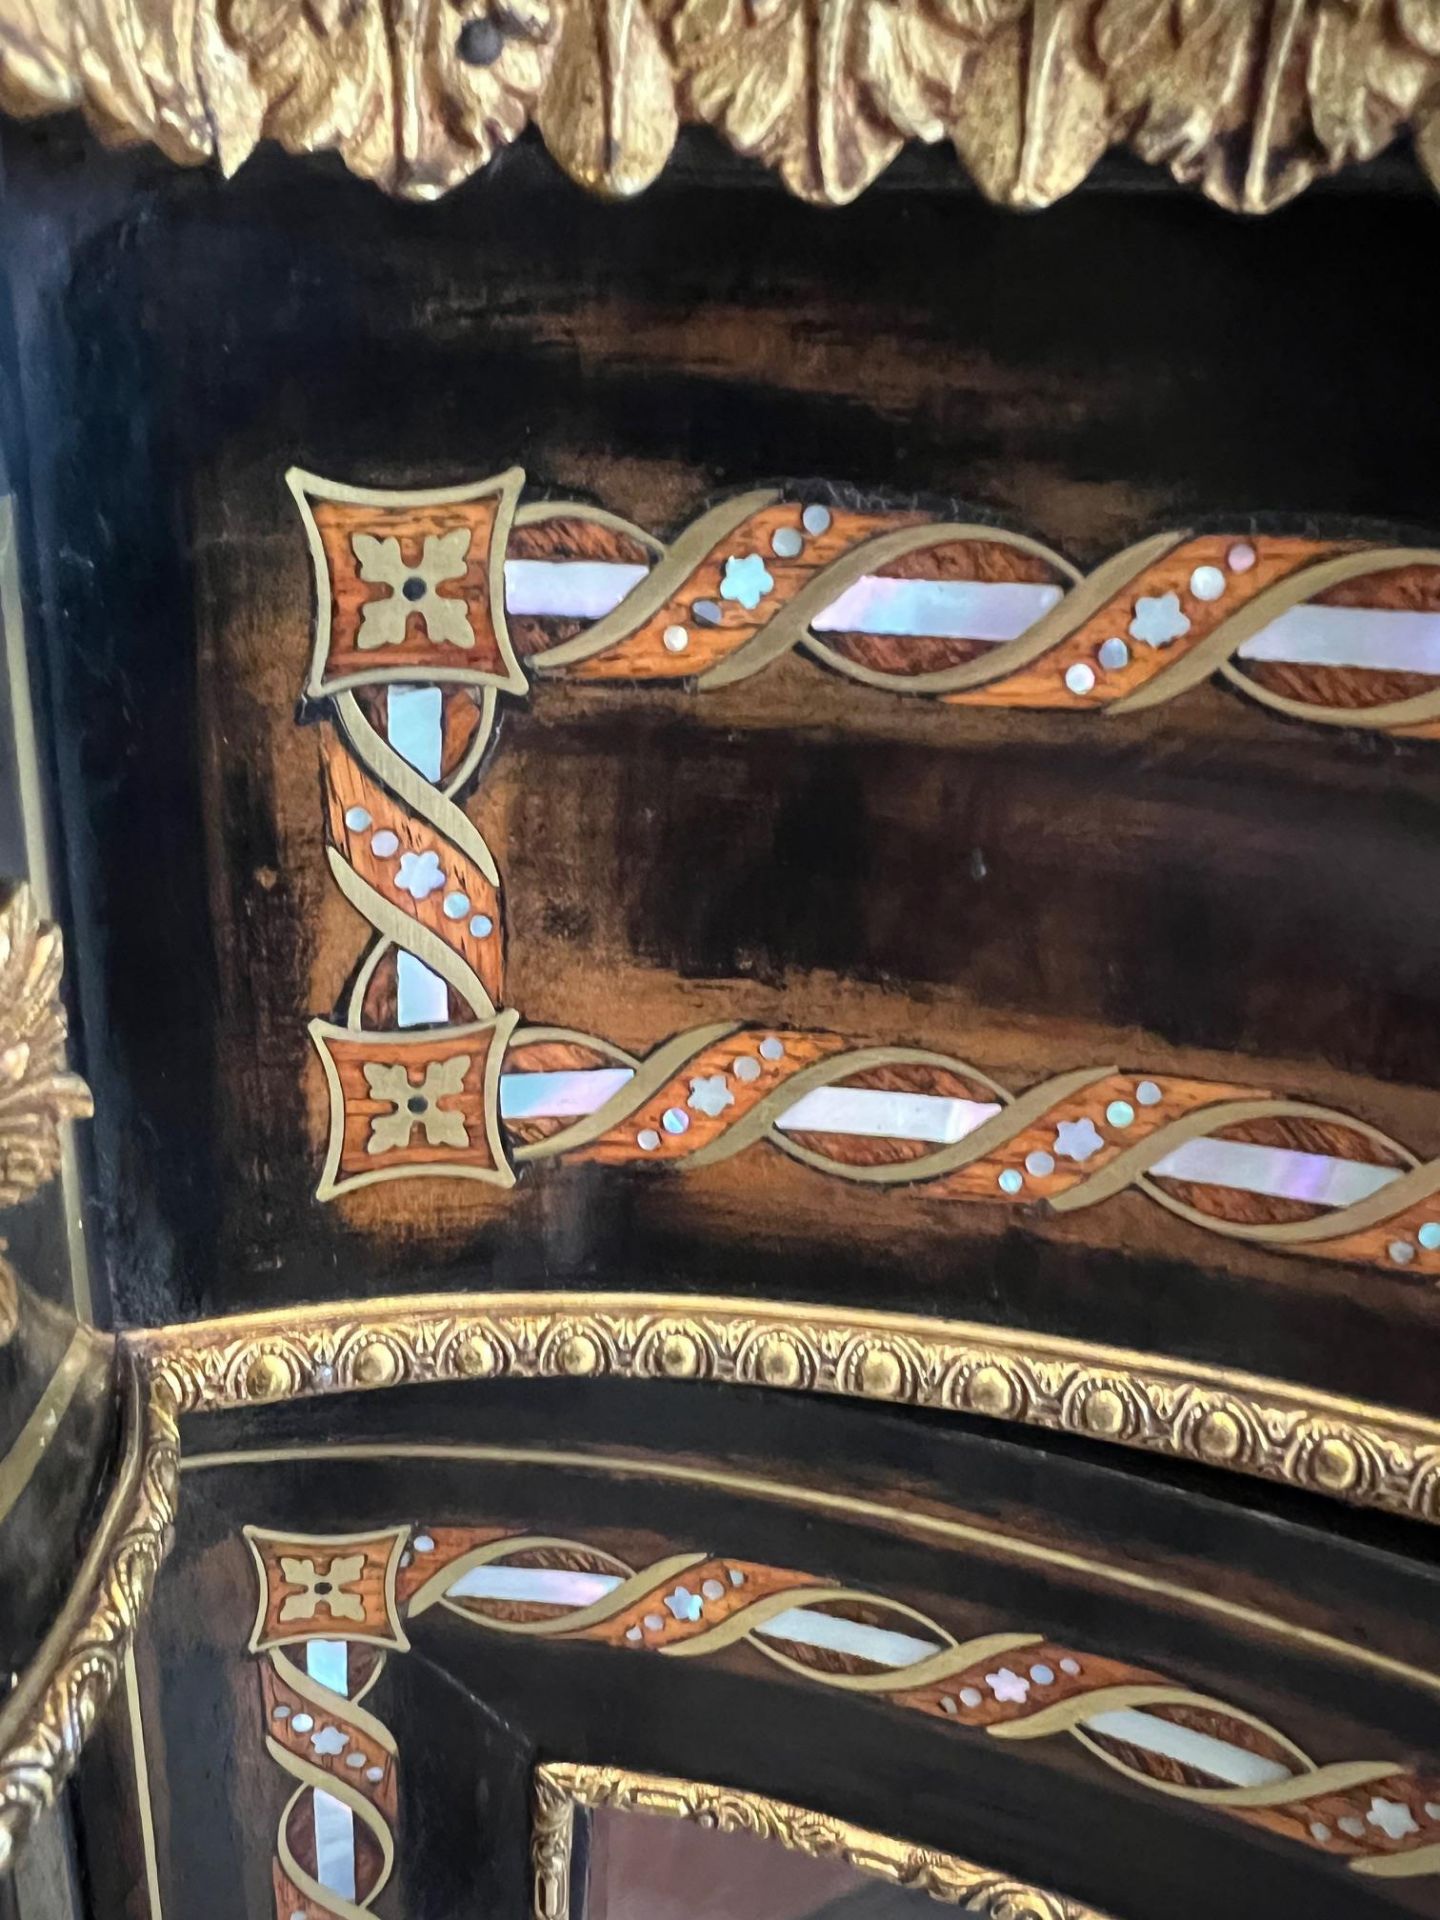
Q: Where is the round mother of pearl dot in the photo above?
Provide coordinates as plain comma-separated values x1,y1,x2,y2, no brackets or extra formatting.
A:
442,891,470,919
1227,542,1257,572
802,504,832,535
662,1106,690,1134
1190,564,1226,601
469,913,493,938
1135,1080,1163,1106
1390,1240,1416,1265
371,829,400,858
662,625,689,653
732,1056,761,1081
637,1128,660,1151
1064,662,1096,695
771,527,803,559
997,1168,1024,1194
1025,1150,1055,1177
1419,1222,1440,1250
344,806,372,832
759,1036,785,1061
1106,1100,1135,1128
1097,637,1129,672
692,599,722,626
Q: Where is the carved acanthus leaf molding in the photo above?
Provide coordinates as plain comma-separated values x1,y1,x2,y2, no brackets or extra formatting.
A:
0,0,1437,209
0,886,91,1216
0,1363,179,1875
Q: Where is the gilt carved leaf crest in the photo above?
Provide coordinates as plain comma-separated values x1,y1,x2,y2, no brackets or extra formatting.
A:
0,1,1438,211
0,886,91,1216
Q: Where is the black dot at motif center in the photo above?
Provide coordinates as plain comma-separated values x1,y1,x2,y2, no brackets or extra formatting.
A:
457,18,504,65
402,575,427,601
407,1095,429,1115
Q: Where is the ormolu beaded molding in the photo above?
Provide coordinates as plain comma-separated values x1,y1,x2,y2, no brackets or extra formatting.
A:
532,1762,1115,1920
132,1291,1440,1525
2,1,1439,211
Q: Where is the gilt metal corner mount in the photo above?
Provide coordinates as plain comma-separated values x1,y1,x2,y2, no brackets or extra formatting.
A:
1,1,1438,211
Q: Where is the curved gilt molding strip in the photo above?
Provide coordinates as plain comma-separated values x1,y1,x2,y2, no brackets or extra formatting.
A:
0,1362,179,1873
1,1,1439,211
411,1525,1437,1879
131,1291,1440,1524
533,1761,1114,1920
506,1024,1440,1278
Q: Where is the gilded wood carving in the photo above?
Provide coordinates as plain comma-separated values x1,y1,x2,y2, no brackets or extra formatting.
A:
2,2,1440,210
0,886,175,1878
0,886,91,1335
531,1762,1115,1918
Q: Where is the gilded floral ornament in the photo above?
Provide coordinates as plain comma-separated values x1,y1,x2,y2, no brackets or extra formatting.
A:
0,885,91,1215
0,0,1438,209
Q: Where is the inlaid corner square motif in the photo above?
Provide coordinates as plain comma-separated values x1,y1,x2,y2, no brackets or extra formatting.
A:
292,468,527,697
293,468,1440,1281
245,1524,411,1652
239,1511,1440,1908
311,1015,517,1198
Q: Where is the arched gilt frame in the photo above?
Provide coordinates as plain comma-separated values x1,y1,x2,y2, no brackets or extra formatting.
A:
529,1762,1115,1920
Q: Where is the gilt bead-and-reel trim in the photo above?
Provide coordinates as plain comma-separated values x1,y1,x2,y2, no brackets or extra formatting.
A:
245,1522,1440,1890
294,468,1440,1281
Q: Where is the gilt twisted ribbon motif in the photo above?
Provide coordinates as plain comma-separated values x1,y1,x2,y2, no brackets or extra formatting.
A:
243,1520,1440,1887
247,1529,405,1920
375,1523,1440,1882
295,469,1440,1279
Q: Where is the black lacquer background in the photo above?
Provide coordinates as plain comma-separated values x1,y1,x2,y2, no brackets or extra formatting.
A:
3,128,1439,1415
81,1378,1440,1920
